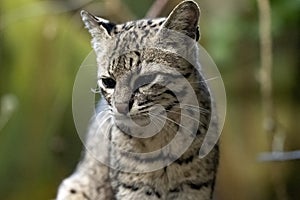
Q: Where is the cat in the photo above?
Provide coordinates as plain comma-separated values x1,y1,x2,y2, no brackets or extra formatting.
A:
56,1,219,199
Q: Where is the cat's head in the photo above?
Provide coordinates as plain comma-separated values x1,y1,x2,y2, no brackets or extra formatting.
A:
81,1,203,128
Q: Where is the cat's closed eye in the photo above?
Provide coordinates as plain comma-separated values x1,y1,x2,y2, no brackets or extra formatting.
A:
134,74,156,89
102,77,116,88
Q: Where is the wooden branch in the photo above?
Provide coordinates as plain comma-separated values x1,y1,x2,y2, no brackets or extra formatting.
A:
257,0,274,134
257,0,286,153
257,2,288,200
258,150,300,162
145,0,169,18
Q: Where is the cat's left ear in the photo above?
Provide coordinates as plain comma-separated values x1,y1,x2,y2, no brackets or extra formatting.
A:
161,0,200,41
80,10,115,39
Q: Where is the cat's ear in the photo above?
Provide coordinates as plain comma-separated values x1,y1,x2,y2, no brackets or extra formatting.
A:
161,0,200,41
80,10,115,39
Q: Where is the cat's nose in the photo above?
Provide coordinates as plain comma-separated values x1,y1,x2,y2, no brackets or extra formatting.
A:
115,103,129,114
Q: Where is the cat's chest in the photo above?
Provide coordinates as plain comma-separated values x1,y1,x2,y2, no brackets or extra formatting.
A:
109,154,209,199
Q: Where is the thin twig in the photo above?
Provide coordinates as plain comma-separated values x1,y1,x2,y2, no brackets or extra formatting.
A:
257,0,276,142
145,0,169,18
257,0,300,162
257,0,287,154
257,1,289,199
258,150,300,161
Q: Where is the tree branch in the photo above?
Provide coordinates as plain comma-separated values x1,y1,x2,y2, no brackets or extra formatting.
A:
257,0,275,141
145,0,169,18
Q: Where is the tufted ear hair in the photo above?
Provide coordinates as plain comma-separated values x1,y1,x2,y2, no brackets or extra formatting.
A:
80,10,115,39
161,0,200,41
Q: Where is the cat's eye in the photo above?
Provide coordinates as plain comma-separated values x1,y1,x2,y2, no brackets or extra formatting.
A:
134,74,156,89
102,78,116,89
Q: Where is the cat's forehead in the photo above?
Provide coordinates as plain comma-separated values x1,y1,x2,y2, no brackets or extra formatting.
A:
97,18,165,77
107,18,165,51
113,18,165,36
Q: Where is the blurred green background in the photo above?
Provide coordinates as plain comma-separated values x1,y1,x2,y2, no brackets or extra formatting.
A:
0,0,299,199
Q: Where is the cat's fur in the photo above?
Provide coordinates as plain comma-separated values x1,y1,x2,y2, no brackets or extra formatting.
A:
56,1,219,199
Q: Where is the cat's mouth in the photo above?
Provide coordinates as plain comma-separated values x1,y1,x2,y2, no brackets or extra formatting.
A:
114,112,151,127
114,112,163,138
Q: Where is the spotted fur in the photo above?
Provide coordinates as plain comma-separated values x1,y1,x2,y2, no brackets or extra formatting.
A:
56,1,219,200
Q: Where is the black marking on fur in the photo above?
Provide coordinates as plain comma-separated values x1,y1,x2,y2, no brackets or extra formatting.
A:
121,183,139,191
150,23,158,28
175,154,195,165
100,21,116,35
169,187,180,193
134,51,141,57
82,192,91,200
154,190,162,198
186,179,213,190
196,26,200,41
124,24,134,31
165,102,177,111
70,189,76,194
183,72,191,78
196,129,203,135
164,90,177,98
132,30,138,39
119,148,178,163
138,104,152,112
100,89,112,106
138,100,151,107
145,190,161,198
140,29,150,43
128,98,134,112
129,58,133,67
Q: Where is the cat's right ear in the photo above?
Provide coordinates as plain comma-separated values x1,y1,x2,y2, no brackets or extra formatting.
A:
80,10,115,39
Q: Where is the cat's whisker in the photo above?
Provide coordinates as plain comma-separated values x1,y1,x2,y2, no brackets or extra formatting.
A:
176,103,210,113
189,76,220,83
148,115,164,134
172,105,209,115
91,87,101,94
96,109,112,115
156,114,179,134
90,114,113,143
94,110,112,124
149,112,205,147
94,112,113,135
103,117,114,140
148,112,177,135
81,64,98,68
171,106,209,117
166,109,205,126
149,112,195,137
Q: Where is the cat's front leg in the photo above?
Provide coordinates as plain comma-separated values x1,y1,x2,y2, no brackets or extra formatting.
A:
56,153,113,200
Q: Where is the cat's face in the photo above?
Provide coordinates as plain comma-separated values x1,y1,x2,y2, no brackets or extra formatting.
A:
81,1,201,126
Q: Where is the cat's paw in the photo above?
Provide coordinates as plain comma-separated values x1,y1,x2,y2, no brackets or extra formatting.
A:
56,172,112,200
56,173,94,200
